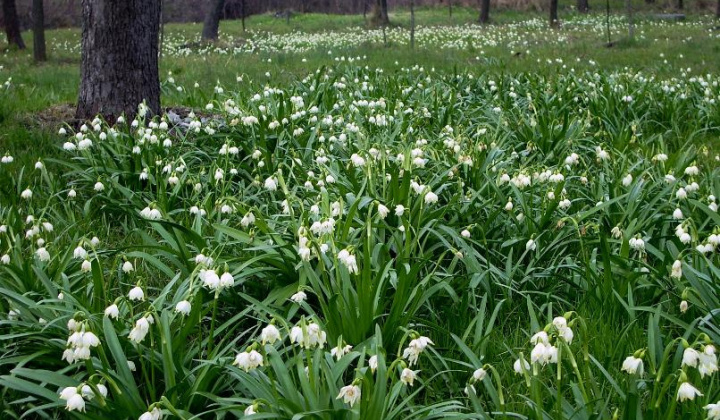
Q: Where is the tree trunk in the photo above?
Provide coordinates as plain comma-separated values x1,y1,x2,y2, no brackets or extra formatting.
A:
202,0,226,41
716,0,720,18
479,0,490,23
410,0,415,48
2,0,25,49
375,0,389,25
549,0,558,27
677,0,683,9
76,0,161,122
626,0,634,38
32,0,46,61
241,0,246,32
577,0,589,13
448,0,452,17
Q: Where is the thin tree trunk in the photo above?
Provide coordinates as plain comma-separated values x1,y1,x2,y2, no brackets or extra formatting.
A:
578,0,589,13
449,0,453,17
202,0,226,41
32,0,46,61
241,0,246,31
2,0,25,49
716,0,720,18
410,0,415,49
626,0,634,39
479,0,490,23
677,0,683,9
76,0,161,122
549,0,558,27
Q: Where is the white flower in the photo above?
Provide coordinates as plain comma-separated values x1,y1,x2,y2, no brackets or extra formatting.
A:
337,384,361,407
514,358,530,374
73,245,87,259
350,154,366,167
377,204,389,219
122,261,134,273
290,291,307,303
128,286,145,301
81,260,92,272
622,174,633,187
526,239,536,251
400,368,418,386
676,188,687,200
677,382,703,402
531,343,558,365
59,386,78,400
219,272,234,288
261,324,281,344
369,355,378,372
472,368,487,382
94,181,105,192
621,356,643,375
706,402,720,420
673,208,684,220
264,177,278,191
289,322,326,349
200,269,221,290
128,317,150,343
65,393,86,412
680,300,689,313
530,331,549,345
395,205,406,216
337,248,359,274
105,304,120,319
234,350,264,372
1,254,9,264
461,229,471,238
175,300,192,316
21,188,32,200
671,260,682,279
331,344,353,360
424,191,438,205
699,351,718,378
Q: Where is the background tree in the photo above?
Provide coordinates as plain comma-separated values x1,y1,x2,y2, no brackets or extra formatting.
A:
578,0,589,13
76,0,161,121
716,0,719,18
32,0,46,61
202,0,226,41
374,0,389,25
2,0,25,49
549,0,558,27
479,0,490,23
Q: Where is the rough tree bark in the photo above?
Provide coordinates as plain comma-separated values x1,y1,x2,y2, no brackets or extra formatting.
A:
2,0,25,49
716,0,720,18
479,0,490,23
76,0,161,122
375,0,389,25
32,0,46,61
202,0,226,41
577,0,589,13
549,0,558,27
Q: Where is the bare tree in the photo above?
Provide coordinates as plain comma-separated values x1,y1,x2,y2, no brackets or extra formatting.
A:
202,0,226,41
2,0,25,49
549,0,558,27
448,0,453,17
578,0,589,13
76,0,161,121
32,0,46,61
479,0,490,23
